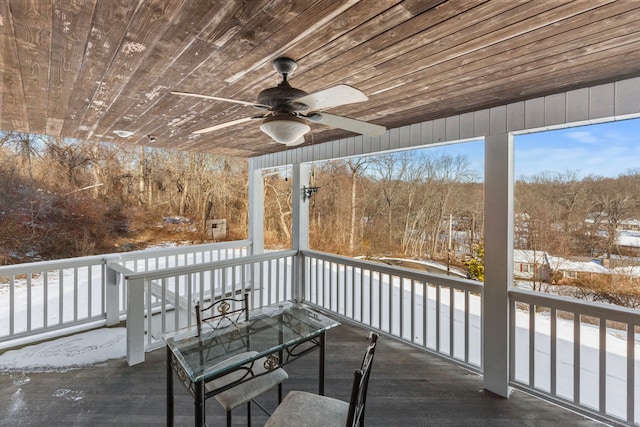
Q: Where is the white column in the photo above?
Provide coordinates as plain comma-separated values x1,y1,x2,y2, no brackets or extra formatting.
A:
105,264,120,326
248,164,265,255
292,163,310,251
126,277,145,366
483,133,513,397
247,164,265,305
291,163,310,302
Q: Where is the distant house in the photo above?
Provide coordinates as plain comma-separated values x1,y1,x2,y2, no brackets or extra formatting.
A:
513,250,551,282
545,255,610,285
513,250,619,286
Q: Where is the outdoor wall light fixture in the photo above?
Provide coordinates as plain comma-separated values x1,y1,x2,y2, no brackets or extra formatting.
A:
303,185,320,201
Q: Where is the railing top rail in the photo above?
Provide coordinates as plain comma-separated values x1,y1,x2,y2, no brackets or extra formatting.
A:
509,287,640,324
301,249,483,293
115,240,252,262
0,240,252,277
114,249,298,281
0,254,108,276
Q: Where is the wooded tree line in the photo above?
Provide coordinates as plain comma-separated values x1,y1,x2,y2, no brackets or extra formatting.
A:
0,132,247,262
266,153,640,269
515,170,640,259
265,151,484,264
2,130,639,271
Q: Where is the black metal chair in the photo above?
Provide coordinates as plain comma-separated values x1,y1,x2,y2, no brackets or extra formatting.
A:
195,293,288,427
264,332,379,427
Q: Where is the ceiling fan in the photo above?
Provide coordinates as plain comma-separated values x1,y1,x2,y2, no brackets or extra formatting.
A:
171,57,386,146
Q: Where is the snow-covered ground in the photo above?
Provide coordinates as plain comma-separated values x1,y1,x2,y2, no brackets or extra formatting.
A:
0,328,125,372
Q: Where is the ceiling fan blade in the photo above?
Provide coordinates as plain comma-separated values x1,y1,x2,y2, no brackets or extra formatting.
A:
193,116,261,134
306,112,386,137
294,85,368,111
171,91,270,109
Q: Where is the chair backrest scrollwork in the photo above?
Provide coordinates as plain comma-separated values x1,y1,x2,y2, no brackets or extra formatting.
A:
195,292,249,337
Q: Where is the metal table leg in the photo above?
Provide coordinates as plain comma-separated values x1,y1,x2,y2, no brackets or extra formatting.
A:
194,379,205,426
167,346,174,427
319,331,326,395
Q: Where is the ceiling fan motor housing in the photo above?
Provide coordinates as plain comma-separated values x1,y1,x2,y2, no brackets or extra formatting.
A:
257,83,308,112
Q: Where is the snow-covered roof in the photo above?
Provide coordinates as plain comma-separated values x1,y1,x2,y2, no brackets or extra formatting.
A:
513,249,548,264
546,256,610,274
617,230,640,248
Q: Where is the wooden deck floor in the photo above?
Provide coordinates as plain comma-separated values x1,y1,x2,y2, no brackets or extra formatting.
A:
0,321,603,426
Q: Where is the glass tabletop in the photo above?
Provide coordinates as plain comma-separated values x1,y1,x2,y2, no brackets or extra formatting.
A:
163,301,339,383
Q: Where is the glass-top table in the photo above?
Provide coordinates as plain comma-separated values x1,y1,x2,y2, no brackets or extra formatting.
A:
164,301,340,426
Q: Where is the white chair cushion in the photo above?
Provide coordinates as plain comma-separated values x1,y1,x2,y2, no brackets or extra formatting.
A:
205,351,288,411
264,390,349,427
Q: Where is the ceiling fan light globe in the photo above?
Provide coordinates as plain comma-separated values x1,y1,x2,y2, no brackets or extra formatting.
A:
260,115,310,145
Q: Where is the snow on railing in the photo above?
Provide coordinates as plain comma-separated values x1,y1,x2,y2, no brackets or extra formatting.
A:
509,288,640,426
301,249,484,372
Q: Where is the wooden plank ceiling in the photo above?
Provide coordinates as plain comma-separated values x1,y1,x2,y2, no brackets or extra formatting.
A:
2,0,640,158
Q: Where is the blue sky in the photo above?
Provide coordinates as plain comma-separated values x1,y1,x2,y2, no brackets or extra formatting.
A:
419,117,640,180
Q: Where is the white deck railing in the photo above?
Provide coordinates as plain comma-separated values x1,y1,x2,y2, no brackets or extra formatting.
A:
301,250,484,372
509,288,640,425
2,243,639,426
112,250,296,364
0,241,251,348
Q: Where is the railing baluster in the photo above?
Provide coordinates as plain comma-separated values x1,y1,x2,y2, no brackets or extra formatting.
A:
343,263,347,316
423,282,427,349
529,303,535,387
464,290,470,364
44,272,49,328
574,313,581,405
627,325,635,424
26,274,32,332
378,271,383,331
550,307,557,396
436,284,441,353
74,267,79,322
146,278,152,348
599,317,606,413
161,277,167,336
276,256,281,303
324,261,329,309
449,287,454,357
351,266,356,320
88,266,93,318
59,268,64,324
9,276,15,336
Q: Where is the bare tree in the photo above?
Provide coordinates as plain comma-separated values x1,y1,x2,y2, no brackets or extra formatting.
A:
345,158,368,254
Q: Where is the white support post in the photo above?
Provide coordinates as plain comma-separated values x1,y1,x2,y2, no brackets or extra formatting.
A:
248,164,265,305
105,264,120,326
248,162,265,256
126,277,145,366
292,163,310,302
483,133,514,397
